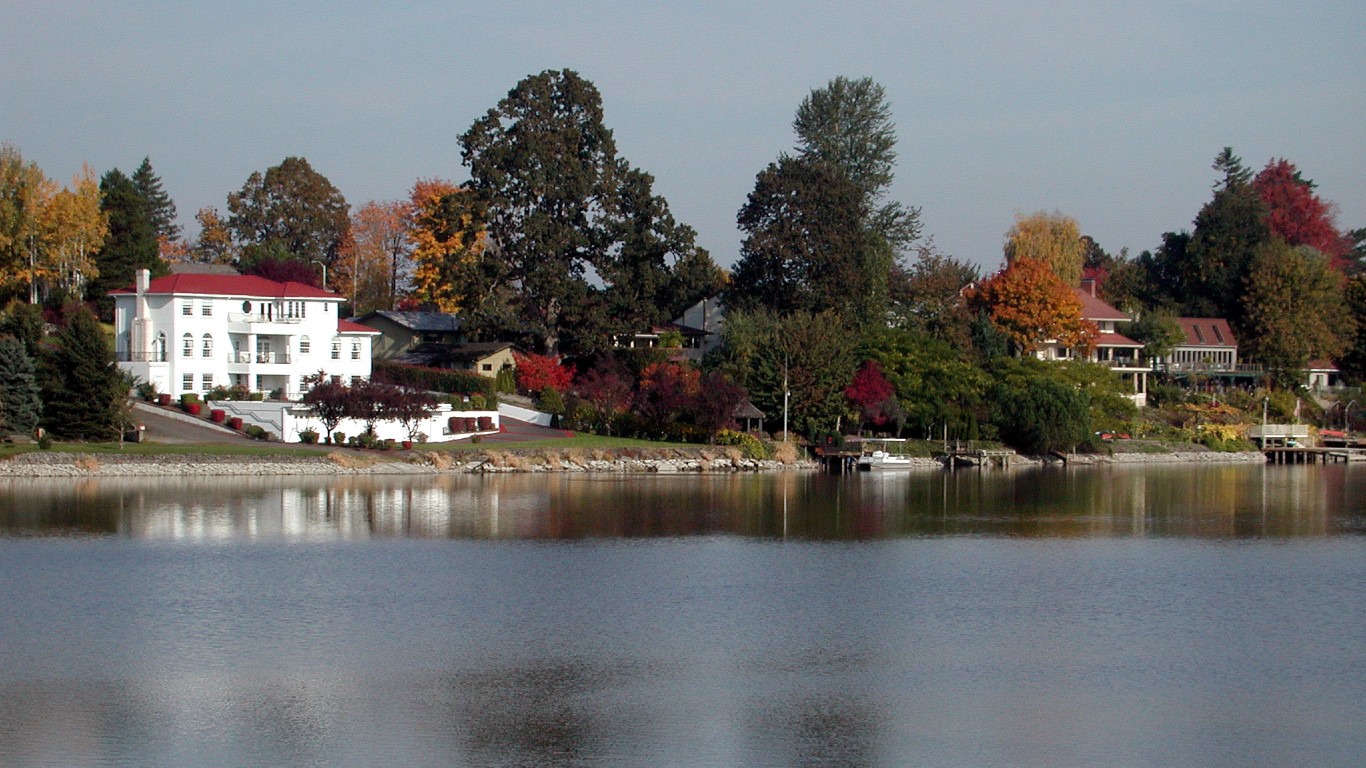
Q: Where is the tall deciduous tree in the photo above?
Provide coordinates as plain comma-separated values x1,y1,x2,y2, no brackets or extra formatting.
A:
1241,240,1353,381
37,164,106,303
227,157,349,276
729,156,877,321
339,200,412,314
966,256,1096,354
1003,211,1085,286
40,303,125,440
459,69,617,355
793,75,920,251
407,180,487,313
0,145,53,302
889,238,978,344
599,166,724,335
1253,158,1349,267
190,207,237,265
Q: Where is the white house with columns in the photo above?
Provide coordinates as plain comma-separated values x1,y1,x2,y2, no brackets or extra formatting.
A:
112,269,378,399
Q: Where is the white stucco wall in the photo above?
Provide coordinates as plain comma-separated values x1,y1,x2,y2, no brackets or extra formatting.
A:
208,400,499,444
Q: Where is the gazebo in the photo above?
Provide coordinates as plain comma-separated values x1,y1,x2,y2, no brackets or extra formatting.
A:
733,399,766,433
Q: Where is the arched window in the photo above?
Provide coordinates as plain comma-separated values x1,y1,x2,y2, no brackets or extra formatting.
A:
202,334,213,357
300,336,311,355
182,333,194,357
154,332,167,362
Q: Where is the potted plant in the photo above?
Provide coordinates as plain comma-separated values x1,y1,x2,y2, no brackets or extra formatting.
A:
332,431,346,446
157,393,172,406
298,428,319,444
229,416,243,430
210,409,226,423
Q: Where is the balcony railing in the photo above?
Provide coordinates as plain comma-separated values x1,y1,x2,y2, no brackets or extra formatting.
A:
116,350,168,363
229,351,293,365
227,312,302,324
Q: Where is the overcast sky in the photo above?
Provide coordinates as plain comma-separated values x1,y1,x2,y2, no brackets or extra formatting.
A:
4,1,1363,272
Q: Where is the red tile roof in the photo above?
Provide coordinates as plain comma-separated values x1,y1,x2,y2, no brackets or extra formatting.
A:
1176,318,1237,348
111,273,339,300
337,319,381,335
1096,331,1141,348
1072,287,1130,322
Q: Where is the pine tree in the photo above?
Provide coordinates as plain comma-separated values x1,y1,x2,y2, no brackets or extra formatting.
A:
40,304,124,440
0,335,41,434
132,157,180,241
89,169,163,320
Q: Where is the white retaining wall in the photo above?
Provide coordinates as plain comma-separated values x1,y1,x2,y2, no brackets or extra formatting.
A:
208,400,499,443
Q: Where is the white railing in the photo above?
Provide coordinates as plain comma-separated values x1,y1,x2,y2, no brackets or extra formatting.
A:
227,312,303,324
228,351,293,364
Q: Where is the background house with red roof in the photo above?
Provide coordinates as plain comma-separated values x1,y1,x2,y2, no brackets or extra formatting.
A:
1036,286,1149,406
112,268,378,399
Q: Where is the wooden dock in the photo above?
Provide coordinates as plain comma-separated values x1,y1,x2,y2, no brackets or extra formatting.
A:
1263,447,1366,464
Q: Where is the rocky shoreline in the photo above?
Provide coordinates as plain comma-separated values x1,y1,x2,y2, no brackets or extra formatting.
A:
0,448,1268,477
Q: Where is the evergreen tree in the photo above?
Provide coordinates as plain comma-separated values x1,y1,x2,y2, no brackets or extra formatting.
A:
0,335,42,434
0,300,46,359
131,157,179,241
40,304,124,440
89,168,163,319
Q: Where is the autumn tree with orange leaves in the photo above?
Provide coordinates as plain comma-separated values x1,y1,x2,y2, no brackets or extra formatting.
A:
407,180,486,313
336,200,412,314
967,256,1096,355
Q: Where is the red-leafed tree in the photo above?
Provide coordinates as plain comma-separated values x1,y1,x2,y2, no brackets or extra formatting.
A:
636,361,701,426
693,371,747,438
575,364,633,418
1253,159,1350,268
512,351,575,395
845,360,896,429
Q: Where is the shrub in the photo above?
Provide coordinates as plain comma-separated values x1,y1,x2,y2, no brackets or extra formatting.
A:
373,360,494,397
37,432,53,450
248,392,264,401
180,393,201,408
513,352,574,395
298,428,319,444
244,424,267,440
136,382,159,402
713,429,772,459
332,431,346,445
537,387,565,416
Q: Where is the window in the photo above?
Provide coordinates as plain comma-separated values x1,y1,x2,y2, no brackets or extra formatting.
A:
299,336,311,355
182,373,194,391
1193,325,1206,344
202,334,213,357
154,332,167,362
182,333,194,357
201,301,212,316
1211,324,1225,344
181,301,193,316
331,338,341,360
351,342,361,360
481,363,493,372
202,373,214,391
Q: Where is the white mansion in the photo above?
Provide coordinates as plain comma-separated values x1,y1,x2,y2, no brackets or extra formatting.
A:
112,269,378,399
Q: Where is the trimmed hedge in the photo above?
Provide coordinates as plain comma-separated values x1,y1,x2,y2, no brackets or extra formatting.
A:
373,360,495,397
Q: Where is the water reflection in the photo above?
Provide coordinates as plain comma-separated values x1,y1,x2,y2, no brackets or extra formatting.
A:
1,464,1361,540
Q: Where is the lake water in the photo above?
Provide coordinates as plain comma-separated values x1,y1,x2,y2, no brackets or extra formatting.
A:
2,464,1364,767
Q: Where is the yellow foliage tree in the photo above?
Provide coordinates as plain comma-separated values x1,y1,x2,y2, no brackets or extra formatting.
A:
1003,210,1084,286
407,180,486,312
967,256,1096,354
0,144,53,300
36,164,107,300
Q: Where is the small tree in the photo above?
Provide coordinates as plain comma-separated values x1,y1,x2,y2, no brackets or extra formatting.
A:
348,378,406,436
301,373,351,443
693,371,747,440
393,388,438,441
845,360,896,434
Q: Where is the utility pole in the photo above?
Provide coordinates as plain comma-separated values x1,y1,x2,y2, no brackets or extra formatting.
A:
782,351,790,442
